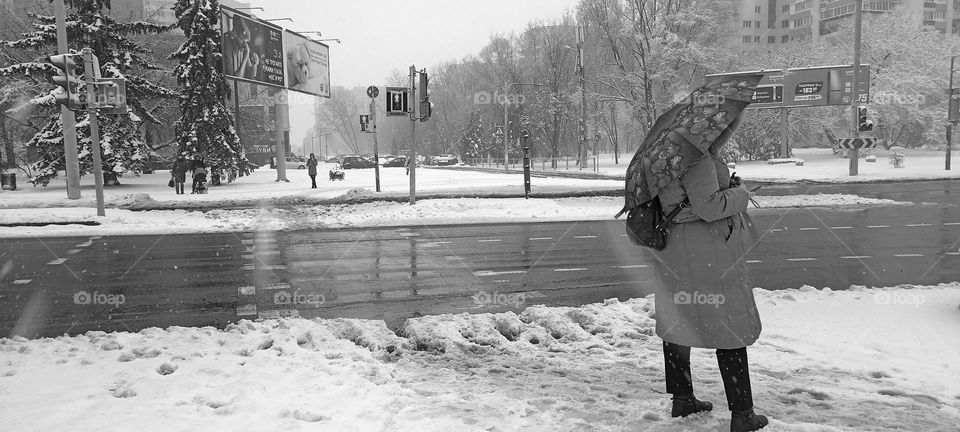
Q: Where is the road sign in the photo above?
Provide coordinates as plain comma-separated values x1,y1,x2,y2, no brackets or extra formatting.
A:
493,126,504,139
707,64,870,109
836,137,877,149
385,87,408,116
367,85,379,99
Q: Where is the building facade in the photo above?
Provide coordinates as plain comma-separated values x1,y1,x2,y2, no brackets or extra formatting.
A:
737,0,958,48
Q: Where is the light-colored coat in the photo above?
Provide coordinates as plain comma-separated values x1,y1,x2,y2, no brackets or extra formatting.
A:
652,154,761,349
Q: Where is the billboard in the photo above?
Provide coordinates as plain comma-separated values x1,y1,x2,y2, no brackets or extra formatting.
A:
220,6,285,87
707,65,870,109
283,31,331,98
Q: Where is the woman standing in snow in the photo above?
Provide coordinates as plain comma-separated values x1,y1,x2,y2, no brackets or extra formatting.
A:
170,155,189,195
649,116,768,432
306,153,318,188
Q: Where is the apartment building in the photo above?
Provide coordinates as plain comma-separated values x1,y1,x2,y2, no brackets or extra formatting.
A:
738,0,958,47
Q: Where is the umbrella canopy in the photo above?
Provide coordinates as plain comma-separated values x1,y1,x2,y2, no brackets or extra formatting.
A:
617,74,763,217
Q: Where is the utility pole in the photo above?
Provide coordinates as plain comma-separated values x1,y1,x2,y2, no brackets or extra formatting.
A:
849,0,864,176
409,64,417,205
54,0,82,199
81,49,105,216
577,25,587,170
948,55,957,170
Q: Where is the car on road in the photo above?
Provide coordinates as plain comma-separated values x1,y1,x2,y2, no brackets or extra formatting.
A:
341,156,377,169
279,156,306,170
431,154,458,166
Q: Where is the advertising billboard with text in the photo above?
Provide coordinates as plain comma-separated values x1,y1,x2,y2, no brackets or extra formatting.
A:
282,31,331,98
220,6,285,87
707,65,870,109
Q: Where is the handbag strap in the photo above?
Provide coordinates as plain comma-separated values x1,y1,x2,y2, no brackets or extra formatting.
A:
657,198,690,229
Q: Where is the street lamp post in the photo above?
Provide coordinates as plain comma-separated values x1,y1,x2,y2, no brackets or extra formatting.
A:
576,25,586,170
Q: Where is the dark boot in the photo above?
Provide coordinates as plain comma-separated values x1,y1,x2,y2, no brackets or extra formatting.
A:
671,394,713,418
731,408,768,432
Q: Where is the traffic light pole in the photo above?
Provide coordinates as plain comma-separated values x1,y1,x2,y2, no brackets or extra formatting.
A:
81,49,105,217
370,97,381,192
947,55,956,171
409,65,417,205
849,0,863,176
55,0,82,199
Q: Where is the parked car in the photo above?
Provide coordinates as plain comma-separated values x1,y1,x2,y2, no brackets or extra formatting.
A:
383,156,407,168
432,154,458,166
341,156,377,169
282,156,306,170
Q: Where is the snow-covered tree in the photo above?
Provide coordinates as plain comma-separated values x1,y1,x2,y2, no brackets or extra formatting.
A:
0,0,176,186
458,111,486,160
170,0,245,179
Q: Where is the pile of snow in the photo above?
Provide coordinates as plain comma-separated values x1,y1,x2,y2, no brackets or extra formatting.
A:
1,284,958,431
0,193,910,238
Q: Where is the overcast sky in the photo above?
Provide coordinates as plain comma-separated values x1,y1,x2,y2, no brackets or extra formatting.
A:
243,0,580,89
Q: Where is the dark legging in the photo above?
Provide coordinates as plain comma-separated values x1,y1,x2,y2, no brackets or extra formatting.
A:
663,341,754,411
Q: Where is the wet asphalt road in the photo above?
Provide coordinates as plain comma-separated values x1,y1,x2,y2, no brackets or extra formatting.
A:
1,180,958,338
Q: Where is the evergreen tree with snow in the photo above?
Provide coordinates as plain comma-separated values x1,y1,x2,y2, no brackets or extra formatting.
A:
458,111,486,160
0,0,176,186
170,0,245,180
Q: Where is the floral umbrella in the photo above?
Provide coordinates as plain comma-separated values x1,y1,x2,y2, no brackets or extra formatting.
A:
616,74,764,218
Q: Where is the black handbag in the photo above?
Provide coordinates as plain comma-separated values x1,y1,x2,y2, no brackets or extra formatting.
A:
168,178,175,188
625,197,688,250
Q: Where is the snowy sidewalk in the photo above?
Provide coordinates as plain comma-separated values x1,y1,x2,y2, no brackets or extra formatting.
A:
2,284,958,431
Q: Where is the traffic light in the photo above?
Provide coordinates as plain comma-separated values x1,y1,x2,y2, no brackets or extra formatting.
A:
857,105,873,132
385,87,408,116
48,54,86,111
418,71,431,121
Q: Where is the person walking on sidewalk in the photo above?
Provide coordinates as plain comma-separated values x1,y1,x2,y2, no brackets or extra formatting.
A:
307,153,318,188
170,155,189,195
651,119,768,432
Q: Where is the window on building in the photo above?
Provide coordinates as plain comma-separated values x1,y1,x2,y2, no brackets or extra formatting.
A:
768,35,776,44
782,34,790,43
781,20,789,28
743,20,752,28
755,21,761,27
755,5,762,13
754,35,761,42
743,35,753,43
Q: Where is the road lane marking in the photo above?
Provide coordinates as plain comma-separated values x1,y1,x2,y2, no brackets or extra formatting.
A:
786,258,818,262
747,260,763,264
66,249,83,255
841,256,872,259
478,239,503,243
573,235,598,239
12,279,32,285
893,254,924,257
829,226,852,230
798,228,820,231
554,268,588,272
241,264,287,271
473,270,527,277
242,239,254,245
946,252,960,256
75,241,92,247
613,265,649,269
529,237,553,240
905,223,932,227
238,286,256,295
945,222,960,226
445,256,463,261
47,258,67,265
769,229,784,232
619,234,628,237
254,237,278,243
866,225,891,229
89,236,101,240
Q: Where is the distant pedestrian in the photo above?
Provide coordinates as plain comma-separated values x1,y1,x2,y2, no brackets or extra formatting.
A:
192,160,208,194
170,155,189,195
307,153,318,188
